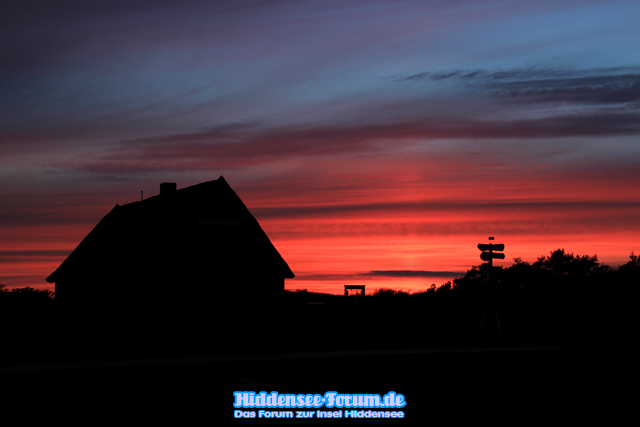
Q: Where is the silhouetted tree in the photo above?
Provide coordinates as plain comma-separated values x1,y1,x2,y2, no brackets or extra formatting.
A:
8,286,55,299
371,288,409,297
618,252,640,277
533,249,600,277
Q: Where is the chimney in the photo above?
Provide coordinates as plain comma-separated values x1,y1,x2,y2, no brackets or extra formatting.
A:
160,182,177,195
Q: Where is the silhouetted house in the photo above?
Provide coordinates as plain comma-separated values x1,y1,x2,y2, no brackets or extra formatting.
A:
46,177,294,315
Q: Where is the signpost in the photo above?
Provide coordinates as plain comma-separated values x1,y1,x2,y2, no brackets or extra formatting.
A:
477,243,504,252
477,237,505,275
477,237,505,334
480,251,505,261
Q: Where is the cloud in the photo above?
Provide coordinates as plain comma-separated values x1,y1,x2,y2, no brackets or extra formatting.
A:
252,200,640,219
491,75,640,106
0,250,70,259
262,217,640,240
363,270,463,278
399,66,640,106
293,272,371,281
399,69,489,81
61,111,640,176
292,270,464,281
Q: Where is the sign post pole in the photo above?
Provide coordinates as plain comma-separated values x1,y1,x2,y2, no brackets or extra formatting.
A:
477,237,505,334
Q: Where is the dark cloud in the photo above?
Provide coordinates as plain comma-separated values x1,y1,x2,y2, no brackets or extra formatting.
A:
492,75,640,105
0,211,99,228
0,250,70,257
400,66,640,82
400,69,488,81
263,216,640,239
0,194,110,227
62,111,640,175
293,270,464,281
399,66,640,106
0,250,71,263
252,200,640,219
363,270,463,278
293,273,370,281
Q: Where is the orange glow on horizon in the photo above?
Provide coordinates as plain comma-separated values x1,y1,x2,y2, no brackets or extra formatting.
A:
2,156,639,294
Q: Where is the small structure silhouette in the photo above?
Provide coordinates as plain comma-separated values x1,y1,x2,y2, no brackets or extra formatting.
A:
46,176,294,315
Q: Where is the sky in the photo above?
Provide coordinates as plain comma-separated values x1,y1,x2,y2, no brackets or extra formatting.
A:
2,0,640,294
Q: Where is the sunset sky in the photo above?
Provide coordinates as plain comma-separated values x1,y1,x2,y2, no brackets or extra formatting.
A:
2,0,639,294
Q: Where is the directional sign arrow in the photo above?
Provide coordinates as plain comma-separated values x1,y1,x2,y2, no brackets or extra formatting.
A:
480,252,506,261
477,243,505,252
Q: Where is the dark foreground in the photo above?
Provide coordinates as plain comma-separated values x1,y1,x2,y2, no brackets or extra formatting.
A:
1,347,623,423
1,284,632,422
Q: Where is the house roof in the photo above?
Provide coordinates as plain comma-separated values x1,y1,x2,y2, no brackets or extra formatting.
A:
46,176,294,284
